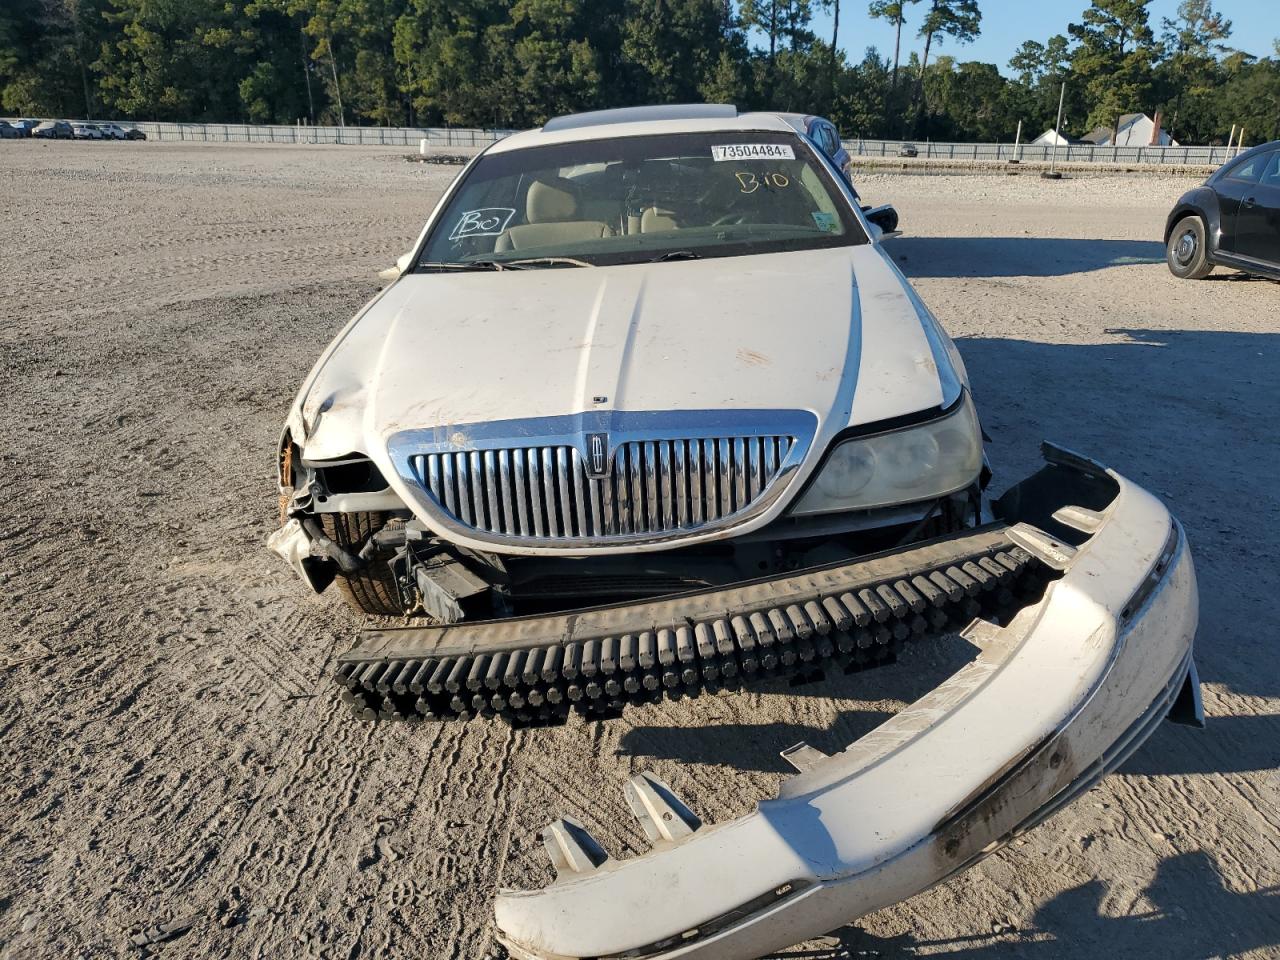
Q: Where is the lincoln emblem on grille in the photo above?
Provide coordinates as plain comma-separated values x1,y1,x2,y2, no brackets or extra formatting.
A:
585,433,609,478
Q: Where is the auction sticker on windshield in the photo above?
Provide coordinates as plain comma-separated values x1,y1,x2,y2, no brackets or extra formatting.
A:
711,143,795,162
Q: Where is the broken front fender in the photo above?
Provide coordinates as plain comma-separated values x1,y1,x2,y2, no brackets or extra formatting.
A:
494,446,1199,960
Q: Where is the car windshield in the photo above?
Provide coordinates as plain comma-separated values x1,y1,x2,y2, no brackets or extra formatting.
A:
415,130,865,269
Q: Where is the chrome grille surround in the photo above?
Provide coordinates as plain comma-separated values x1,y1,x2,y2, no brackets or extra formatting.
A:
386,410,817,548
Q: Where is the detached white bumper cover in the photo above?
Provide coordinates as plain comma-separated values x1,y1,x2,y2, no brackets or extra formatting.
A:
495,448,1199,960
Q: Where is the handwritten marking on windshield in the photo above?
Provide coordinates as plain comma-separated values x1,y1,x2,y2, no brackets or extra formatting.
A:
449,207,516,241
735,171,791,194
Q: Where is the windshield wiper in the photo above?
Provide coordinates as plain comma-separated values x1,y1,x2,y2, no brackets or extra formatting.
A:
416,260,511,272
648,250,702,262
503,256,595,269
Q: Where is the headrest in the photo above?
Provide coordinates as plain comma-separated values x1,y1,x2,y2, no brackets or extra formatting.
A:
526,179,578,223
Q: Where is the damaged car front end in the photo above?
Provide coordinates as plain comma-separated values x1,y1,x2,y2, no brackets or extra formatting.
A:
268,105,1200,958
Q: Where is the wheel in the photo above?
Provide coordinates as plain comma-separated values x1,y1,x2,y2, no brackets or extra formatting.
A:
320,511,407,616
1167,216,1213,279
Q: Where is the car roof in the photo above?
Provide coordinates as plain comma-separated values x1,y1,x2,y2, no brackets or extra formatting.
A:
766,112,817,125
489,106,799,155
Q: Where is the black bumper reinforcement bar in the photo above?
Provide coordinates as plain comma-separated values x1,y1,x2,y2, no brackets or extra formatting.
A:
332,524,1050,724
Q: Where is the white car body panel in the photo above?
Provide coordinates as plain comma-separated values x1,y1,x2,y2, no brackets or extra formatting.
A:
494,460,1198,959
295,243,959,555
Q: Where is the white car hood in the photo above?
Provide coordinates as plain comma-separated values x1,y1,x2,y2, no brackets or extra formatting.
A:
297,245,958,465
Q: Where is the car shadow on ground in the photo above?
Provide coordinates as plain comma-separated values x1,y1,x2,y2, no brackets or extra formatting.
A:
618,635,976,773
618,711,893,774
956,329,1278,707
766,850,1280,959
889,237,1166,277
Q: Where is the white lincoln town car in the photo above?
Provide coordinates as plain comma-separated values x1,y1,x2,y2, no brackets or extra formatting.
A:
269,104,1200,960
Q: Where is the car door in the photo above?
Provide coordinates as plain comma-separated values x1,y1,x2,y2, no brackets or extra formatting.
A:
1233,149,1280,265
1214,151,1266,253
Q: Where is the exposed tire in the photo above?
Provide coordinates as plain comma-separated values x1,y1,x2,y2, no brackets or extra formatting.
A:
320,511,407,617
1167,216,1213,280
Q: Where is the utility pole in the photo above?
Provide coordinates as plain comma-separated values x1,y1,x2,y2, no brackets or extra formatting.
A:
327,37,346,128
300,28,315,125
1044,82,1066,180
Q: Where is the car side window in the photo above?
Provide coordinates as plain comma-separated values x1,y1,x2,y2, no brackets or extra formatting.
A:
809,123,828,157
1259,150,1280,188
821,124,838,157
1223,155,1263,183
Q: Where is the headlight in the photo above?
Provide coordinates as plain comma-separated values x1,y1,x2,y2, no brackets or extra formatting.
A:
790,394,983,516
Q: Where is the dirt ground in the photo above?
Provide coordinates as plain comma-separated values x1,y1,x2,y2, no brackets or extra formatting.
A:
2,141,1278,960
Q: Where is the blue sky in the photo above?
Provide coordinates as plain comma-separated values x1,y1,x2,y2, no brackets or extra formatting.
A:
807,1,1277,77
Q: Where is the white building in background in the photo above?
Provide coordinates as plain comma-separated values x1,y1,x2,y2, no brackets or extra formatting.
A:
1031,129,1075,146
1080,113,1179,147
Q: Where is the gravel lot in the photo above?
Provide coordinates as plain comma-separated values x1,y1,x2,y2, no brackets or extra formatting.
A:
2,142,1278,960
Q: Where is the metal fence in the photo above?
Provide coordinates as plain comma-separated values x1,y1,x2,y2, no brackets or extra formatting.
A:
125,121,516,147
843,138,1239,166
15,116,1244,165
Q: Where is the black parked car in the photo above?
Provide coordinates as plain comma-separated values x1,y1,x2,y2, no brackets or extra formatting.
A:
32,120,74,139
1166,140,1280,280
0,122,19,139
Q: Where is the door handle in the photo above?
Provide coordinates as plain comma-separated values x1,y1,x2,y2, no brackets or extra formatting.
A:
1242,196,1257,207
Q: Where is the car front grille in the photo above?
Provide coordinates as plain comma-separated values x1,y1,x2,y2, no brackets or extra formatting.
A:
410,435,796,544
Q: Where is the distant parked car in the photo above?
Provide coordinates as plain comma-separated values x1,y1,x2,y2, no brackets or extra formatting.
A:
1165,139,1280,281
8,119,39,137
124,126,147,141
774,112,902,233
0,122,19,139
898,143,919,158
33,120,73,139
777,113,854,185
72,122,105,140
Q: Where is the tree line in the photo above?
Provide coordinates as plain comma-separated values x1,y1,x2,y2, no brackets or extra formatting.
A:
2,0,1278,145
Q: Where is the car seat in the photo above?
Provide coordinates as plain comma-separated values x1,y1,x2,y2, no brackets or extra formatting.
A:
495,179,615,251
